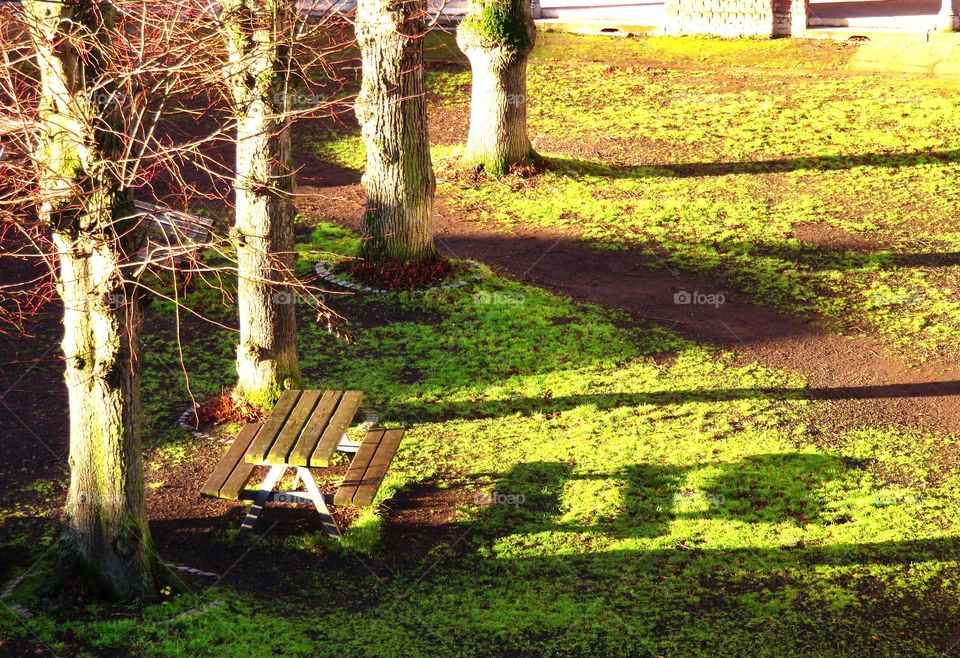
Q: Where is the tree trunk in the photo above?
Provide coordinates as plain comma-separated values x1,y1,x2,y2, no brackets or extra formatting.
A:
24,0,155,600
56,227,155,601
939,0,959,30
222,1,301,406
355,0,437,264
457,0,537,176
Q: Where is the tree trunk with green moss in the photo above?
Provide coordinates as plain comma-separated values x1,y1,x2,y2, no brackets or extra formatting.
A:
355,0,437,264
24,0,156,601
221,0,301,406
457,0,537,176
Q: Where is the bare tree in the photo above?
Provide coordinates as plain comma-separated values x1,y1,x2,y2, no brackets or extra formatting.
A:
217,0,303,406
355,0,437,264
0,0,342,599
457,0,537,176
13,0,157,600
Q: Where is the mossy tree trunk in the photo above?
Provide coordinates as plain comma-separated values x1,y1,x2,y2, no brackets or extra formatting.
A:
457,0,537,176
221,0,301,406
355,0,437,264
23,0,155,601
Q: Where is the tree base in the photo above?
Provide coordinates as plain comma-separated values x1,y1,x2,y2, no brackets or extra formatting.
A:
462,149,542,178
234,376,302,411
335,257,457,290
40,537,159,604
197,388,262,425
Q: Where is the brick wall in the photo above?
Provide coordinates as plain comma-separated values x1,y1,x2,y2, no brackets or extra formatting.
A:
663,0,808,38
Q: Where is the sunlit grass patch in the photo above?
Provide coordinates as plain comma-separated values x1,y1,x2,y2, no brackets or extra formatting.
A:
407,41,960,361
6,219,960,656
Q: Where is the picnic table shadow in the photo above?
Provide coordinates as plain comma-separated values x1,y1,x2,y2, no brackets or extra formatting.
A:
143,454,959,654
457,459,960,630
376,458,960,652
473,455,857,542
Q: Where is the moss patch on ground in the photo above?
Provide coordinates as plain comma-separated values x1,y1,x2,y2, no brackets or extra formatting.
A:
325,33,960,362
5,221,960,656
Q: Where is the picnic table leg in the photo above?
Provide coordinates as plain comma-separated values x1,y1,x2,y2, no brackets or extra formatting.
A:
239,465,286,535
296,467,341,539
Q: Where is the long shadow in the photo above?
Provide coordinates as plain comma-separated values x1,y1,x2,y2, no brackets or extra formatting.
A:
433,228,960,356
547,149,960,180
478,456,852,541
396,381,960,423
659,235,960,270
412,458,960,653
139,454,960,653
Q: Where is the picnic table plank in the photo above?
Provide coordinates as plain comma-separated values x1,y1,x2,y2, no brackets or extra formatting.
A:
288,390,342,466
245,390,301,463
352,429,405,506
309,390,364,467
333,429,383,506
219,460,258,500
266,390,322,464
200,422,261,497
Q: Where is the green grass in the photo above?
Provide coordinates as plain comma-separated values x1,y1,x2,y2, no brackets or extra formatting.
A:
324,34,960,362
5,220,960,656
5,34,960,658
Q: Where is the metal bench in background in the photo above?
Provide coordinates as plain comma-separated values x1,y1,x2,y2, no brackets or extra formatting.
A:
132,200,215,280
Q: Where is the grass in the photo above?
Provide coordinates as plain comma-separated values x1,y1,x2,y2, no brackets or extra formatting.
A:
4,33,960,657
5,220,960,656
325,32,960,362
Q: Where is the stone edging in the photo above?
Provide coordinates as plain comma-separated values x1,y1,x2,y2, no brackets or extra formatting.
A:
177,406,221,442
165,563,218,578
314,260,481,294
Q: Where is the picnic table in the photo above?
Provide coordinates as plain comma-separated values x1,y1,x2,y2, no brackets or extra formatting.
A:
201,389,405,538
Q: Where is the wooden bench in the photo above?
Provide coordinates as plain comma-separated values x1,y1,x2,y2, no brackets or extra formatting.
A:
132,200,215,273
200,389,406,537
334,428,405,507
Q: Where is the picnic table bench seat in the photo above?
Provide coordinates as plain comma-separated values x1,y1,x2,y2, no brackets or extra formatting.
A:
200,389,406,537
334,428,405,507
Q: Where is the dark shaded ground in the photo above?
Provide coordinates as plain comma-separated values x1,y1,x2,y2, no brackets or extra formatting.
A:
296,124,960,440
3,41,960,614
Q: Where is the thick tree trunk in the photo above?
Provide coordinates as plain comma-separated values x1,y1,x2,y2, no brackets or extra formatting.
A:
24,0,155,600
56,227,154,601
457,0,537,176
355,0,437,264
222,1,301,406
939,0,959,30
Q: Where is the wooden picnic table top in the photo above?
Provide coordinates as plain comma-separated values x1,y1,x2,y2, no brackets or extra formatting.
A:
244,389,364,468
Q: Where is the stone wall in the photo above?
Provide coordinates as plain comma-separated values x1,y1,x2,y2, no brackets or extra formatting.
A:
663,0,808,37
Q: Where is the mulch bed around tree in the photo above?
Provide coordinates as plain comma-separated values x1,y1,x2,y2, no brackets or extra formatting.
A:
333,257,462,291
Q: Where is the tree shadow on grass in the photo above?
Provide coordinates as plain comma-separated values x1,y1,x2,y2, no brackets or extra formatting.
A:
397,380,960,424
547,149,960,180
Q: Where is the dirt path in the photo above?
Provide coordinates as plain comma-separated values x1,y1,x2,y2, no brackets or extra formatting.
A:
299,175,960,437
433,212,960,435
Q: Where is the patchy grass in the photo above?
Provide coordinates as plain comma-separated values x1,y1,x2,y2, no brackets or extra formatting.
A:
324,35,960,361
5,34,960,658
5,221,960,656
